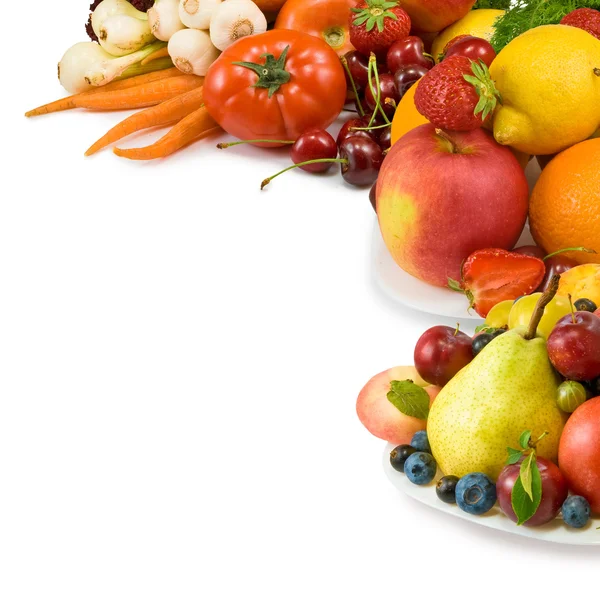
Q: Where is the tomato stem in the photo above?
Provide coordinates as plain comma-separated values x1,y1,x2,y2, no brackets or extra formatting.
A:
261,158,347,190
217,139,294,149
340,55,365,117
232,46,292,98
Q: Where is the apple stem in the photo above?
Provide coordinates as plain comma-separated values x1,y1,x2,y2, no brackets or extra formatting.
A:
524,274,560,340
217,139,294,149
340,55,365,117
434,128,458,154
261,158,347,190
543,246,596,260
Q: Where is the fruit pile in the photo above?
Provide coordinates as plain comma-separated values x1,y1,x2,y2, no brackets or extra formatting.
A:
358,276,600,531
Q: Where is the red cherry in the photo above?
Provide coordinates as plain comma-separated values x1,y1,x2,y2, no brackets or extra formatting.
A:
513,245,546,260
339,136,384,187
336,117,376,148
443,36,497,67
387,36,434,73
364,73,400,118
394,64,429,98
291,129,338,173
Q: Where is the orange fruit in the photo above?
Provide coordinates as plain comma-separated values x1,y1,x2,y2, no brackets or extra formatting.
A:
391,79,429,145
529,138,600,265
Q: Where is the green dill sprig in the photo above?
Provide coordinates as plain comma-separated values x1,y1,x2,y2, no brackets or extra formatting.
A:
473,0,511,9
490,0,600,52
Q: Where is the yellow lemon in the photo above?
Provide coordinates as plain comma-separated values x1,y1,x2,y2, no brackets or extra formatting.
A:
490,25,600,156
431,9,505,62
390,79,429,145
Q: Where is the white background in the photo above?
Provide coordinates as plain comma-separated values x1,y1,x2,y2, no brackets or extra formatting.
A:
2,3,599,599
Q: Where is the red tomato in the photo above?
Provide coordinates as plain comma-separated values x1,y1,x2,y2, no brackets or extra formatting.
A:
274,0,357,56
204,30,347,147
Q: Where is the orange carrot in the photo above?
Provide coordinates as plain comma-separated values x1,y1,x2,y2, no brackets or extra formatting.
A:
86,86,205,156
113,106,219,160
141,47,171,66
25,68,183,117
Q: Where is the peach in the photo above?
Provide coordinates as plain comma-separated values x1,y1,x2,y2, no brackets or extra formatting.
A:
557,264,600,307
376,125,529,287
356,365,440,445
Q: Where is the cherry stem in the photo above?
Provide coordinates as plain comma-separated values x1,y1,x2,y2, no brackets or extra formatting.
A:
261,158,347,190
524,274,560,340
367,54,391,127
543,246,596,260
340,56,365,117
453,323,460,336
350,123,390,131
218,139,294,149
568,294,577,324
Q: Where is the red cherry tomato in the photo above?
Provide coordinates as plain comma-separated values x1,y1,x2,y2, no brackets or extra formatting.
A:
275,0,356,56
204,30,347,147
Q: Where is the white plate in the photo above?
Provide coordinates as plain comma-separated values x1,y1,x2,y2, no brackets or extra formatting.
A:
372,160,542,321
382,444,600,546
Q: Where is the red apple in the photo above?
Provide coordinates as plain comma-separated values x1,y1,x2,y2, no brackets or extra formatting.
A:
497,457,568,526
402,0,477,33
356,366,440,445
559,396,600,514
547,312,600,381
414,326,473,386
376,124,529,287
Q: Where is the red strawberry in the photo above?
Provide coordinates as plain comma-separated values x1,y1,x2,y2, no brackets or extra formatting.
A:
350,1,411,60
414,56,501,131
561,8,600,40
449,249,546,318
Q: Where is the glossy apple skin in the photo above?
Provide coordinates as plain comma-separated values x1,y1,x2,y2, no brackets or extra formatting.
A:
497,457,568,526
414,326,473,386
401,0,477,33
547,312,600,381
376,124,529,287
559,396,600,514
356,366,440,445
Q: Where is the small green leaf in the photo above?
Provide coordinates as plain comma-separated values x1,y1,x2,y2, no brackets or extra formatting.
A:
506,448,524,465
447,278,464,293
519,430,532,449
511,456,542,525
387,380,430,420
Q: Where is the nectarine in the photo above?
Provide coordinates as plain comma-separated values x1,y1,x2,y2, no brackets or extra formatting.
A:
356,366,439,445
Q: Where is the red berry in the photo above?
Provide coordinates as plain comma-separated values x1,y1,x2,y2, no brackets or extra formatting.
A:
386,36,433,73
443,36,496,68
350,1,411,60
414,56,501,131
441,34,472,57
561,7,600,40
364,73,400,118
339,136,383,187
291,130,338,173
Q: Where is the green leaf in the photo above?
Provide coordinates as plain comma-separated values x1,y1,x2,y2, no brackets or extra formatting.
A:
520,452,535,500
519,430,532,449
387,380,430,420
511,456,542,525
447,278,464,293
506,447,524,465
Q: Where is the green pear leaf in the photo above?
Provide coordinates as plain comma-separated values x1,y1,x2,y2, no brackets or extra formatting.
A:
387,380,430,420
512,455,542,525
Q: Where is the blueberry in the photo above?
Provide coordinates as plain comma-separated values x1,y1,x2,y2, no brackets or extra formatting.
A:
389,445,417,473
562,496,591,529
410,430,431,453
472,333,494,356
436,475,459,504
574,298,598,313
455,473,497,515
404,452,437,485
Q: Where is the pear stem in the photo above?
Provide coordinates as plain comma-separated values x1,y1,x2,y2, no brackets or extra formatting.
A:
524,274,560,340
